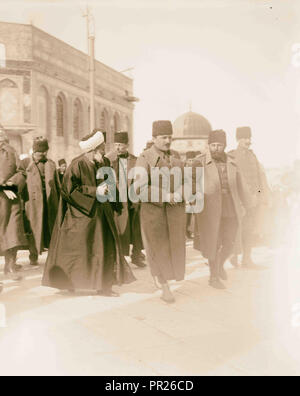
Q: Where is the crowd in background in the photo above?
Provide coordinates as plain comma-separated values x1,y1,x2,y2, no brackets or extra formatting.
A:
0,123,298,302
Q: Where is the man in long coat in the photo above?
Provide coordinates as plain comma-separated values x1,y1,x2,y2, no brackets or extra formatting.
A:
193,130,253,289
228,127,271,267
42,130,135,296
136,120,186,303
106,132,146,268
19,137,60,265
0,129,27,279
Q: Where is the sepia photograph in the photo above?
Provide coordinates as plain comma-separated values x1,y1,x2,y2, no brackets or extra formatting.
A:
0,0,300,379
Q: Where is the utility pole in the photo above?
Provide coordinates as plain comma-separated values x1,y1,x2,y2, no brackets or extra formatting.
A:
83,5,95,132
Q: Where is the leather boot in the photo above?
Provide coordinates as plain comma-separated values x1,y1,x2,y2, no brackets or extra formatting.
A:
209,277,226,290
161,283,175,303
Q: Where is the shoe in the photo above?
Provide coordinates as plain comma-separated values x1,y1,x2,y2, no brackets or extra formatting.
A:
209,278,226,290
161,284,175,303
97,290,120,297
11,264,22,272
131,258,147,268
186,231,194,240
219,267,228,281
138,252,146,261
230,255,239,268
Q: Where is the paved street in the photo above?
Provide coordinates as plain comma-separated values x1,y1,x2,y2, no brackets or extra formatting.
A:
0,242,300,376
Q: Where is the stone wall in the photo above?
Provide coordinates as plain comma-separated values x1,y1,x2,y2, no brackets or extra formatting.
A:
0,22,135,162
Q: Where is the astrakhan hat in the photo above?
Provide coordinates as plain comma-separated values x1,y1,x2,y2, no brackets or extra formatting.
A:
236,126,252,140
208,130,227,146
114,132,129,145
33,137,49,153
152,120,173,137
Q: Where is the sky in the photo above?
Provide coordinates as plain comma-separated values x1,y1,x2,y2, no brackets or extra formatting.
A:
0,0,300,167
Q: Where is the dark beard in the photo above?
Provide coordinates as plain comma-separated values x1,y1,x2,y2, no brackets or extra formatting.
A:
211,151,226,162
118,152,129,159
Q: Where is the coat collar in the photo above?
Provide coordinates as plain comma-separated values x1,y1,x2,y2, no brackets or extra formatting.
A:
145,145,182,168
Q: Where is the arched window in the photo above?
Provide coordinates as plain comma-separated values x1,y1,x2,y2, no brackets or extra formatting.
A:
99,109,108,131
73,98,83,139
56,94,65,136
0,43,6,68
0,79,19,124
37,86,50,139
125,116,130,132
112,112,120,133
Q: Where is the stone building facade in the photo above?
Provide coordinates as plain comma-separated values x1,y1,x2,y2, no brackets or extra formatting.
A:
0,21,136,162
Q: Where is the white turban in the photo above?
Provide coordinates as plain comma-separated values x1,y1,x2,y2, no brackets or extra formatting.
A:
79,131,105,152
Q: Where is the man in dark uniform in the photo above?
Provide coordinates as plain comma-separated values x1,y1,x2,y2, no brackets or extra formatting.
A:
193,130,253,289
106,132,146,268
229,127,271,268
0,129,27,280
136,121,186,303
19,137,60,265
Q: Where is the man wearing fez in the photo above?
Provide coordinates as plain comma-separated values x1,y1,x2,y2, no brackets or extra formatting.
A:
42,130,135,296
229,127,271,268
136,121,186,303
0,129,27,279
106,131,146,268
193,130,253,289
19,137,60,265
58,159,67,186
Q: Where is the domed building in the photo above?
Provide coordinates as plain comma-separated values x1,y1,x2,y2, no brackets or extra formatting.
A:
171,111,212,155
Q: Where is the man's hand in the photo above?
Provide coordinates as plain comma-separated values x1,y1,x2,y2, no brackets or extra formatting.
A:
166,192,182,206
97,183,109,197
3,190,17,200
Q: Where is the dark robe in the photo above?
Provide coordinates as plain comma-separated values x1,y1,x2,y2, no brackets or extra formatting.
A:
0,143,27,255
42,154,136,291
106,150,144,256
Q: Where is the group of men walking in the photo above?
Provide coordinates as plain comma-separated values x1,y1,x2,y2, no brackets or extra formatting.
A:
0,120,271,302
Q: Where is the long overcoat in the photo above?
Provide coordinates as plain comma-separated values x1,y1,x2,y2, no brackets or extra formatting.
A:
0,143,27,254
193,152,253,260
228,147,271,249
106,150,144,256
42,154,136,291
135,146,186,281
19,158,60,254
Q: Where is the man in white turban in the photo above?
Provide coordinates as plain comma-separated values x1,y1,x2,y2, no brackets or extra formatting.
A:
42,129,135,296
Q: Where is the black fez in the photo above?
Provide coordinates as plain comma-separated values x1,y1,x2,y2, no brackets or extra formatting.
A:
186,151,196,160
115,132,129,145
208,130,227,146
33,137,49,153
236,126,252,140
152,120,173,137
58,159,66,166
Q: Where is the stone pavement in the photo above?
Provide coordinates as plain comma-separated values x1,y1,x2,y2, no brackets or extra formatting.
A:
0,242,300,376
